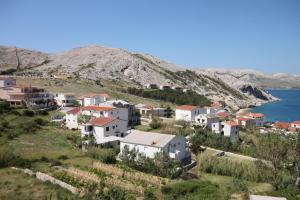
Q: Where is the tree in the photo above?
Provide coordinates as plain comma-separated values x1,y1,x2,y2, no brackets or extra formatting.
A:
257,133,288,189
289,132,300,188
165,106,172,118
190,133,206,155
149,117,162,129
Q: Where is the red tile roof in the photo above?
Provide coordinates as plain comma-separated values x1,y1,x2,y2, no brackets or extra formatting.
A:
247,113,264,118
89,117,116,126
217,112,230,118
176,105,198,111
292,121,300,125
83,105,114,111
66,107,81,115
224,121,239,126
273,122,290,130
236,117,251,121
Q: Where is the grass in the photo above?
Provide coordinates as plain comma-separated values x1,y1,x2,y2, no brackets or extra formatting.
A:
0,168,75,200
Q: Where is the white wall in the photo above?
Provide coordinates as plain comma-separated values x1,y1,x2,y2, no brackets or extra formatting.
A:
222,123,239,142
66,113,79,129
0,79,16,87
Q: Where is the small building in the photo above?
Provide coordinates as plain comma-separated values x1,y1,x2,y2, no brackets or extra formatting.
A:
235,117,256,128
212,121,239,142
182,89,191,93
136,104,168,118
81,117,128,145
159,85,171,90
78,93,110,107
195,113,220,128
65,107,81,129
216,112,231,119
0,77,16,88
175,105,206,122
145,84,158,89
246,113,265,127
120,129,191,164
291,121,300,129
55,93,76,107
272,121,291,131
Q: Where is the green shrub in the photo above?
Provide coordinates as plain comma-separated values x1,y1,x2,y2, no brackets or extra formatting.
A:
87,147,117,164
23,109,35,116
0,146,31,168
149,117,162,129
34,118,48,126
58,155,69,160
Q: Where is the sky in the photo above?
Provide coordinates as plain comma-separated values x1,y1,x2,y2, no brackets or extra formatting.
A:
0,0,300,73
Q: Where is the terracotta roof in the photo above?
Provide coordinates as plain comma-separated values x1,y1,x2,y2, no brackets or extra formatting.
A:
236,117,251,121
292,121,300,125
80,93,110,99
89,117,116,126
274,122,290,130
83,105,114,111
217,112,230,118
66,107,81,115
223,121,239,126
247,113,264,118
176,105,198,111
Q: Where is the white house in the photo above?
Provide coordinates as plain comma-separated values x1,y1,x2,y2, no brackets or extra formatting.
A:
159,85,171,90
212,121,239,142
195,113,220,128
175,105,206,122
145,84,158,89
65,107,81,129
120,130,191,164
55,93,76,107
99,100,135,125
291,121,300,129
0,77,16,88
81,117,128,145
246,113,265,127
78,93,110,106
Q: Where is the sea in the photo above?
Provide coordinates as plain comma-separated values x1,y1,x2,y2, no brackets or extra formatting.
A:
251,89,300,122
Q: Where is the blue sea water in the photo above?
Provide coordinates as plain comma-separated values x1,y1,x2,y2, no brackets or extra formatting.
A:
251,89,300,122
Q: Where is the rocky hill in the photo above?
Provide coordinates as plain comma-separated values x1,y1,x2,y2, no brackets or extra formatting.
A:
2,45,298,110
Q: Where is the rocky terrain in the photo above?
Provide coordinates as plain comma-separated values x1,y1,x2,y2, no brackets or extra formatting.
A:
2,45,299,110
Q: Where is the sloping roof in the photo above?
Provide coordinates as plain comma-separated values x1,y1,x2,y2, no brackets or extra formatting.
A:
66,107,81,115
223,121,239,126
217,112,230,118
121,129,176,148
236,117,251,121
249,195,286,200
176,105,198,111
274,122,290,130
83,105,114,111
89,117,116,126
292,121,300,125
247,113,264,118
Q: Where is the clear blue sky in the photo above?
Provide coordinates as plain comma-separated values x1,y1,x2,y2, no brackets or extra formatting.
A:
1,0,300,73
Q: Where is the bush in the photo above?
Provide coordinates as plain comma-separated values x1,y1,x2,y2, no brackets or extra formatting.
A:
87,147,117,164
0,146,31,168
23,109,35,116
34,118,47,126
149,117,162,129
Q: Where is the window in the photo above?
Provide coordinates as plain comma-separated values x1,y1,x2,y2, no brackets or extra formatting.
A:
112,125,115,129
116,125,118,127
106,127,109,131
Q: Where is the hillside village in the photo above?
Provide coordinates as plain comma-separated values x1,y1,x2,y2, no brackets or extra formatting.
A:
0,75,299,200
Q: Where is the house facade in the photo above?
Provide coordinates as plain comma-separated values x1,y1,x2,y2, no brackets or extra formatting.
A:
212,121,239,142
195,114,220,128
246,113,265,127
80,117,128,145
55,93,76,107
65,107,81,129
175,105,206,122
120,130,191,164
136,104,167,118
78,93,110,107
235,117,256,128
291,121,300,129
